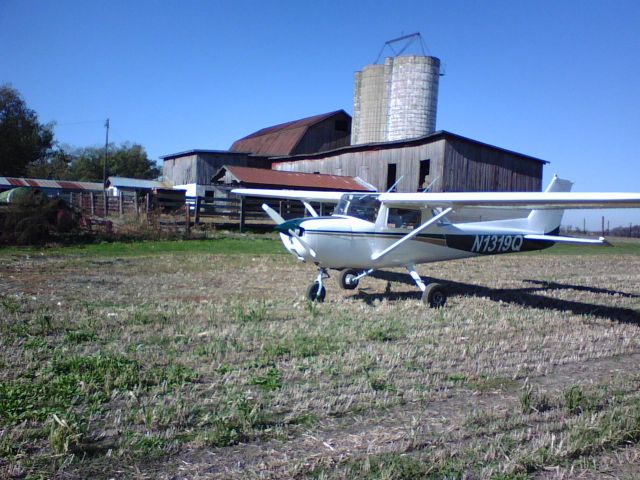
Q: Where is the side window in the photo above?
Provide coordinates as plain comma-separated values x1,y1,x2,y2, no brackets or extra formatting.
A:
387,208,421,229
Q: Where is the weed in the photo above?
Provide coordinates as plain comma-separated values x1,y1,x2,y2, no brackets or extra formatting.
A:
65,329,98,344
36,311,53,334
519,385,552,414
233,301,268,323
249,367,283,391
131,309,170,326
24,336,49,350
0,295,21,314
48,414,83,455
263,333,339,360
366,320,405,342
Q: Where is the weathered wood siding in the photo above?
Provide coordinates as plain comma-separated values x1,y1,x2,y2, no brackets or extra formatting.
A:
274,135,544,193
274,139,447,192
443,138,543,192
163,153,271,186
163,154,198,185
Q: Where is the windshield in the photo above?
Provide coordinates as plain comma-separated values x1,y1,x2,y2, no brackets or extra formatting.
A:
334,194,380,222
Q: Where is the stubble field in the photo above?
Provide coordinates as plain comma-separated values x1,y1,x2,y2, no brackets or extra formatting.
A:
1,235,639,479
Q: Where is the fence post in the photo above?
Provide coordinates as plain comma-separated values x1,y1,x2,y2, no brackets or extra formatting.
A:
239,196,246,233
185,202,191,238
194,197,201,225
90,192,95,216
104,191,109,217
134,193,139,216
118,192,124,216
146,193,151,213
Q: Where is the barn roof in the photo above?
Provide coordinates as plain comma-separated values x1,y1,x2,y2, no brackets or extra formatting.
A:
106,176,170,189
229,110,349,156
213,165,375,191
0,177,104,191
271,130,548,165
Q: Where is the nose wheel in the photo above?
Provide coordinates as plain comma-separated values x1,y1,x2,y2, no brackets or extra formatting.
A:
306,268,328,302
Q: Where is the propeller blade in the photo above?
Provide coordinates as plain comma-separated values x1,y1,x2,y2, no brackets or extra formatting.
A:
262,204,285,224
288,229,316,258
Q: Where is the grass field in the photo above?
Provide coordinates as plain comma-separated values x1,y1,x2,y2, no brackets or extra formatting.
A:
1,235,639,479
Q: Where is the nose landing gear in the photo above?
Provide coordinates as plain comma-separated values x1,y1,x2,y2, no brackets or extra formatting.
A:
306,268,328,302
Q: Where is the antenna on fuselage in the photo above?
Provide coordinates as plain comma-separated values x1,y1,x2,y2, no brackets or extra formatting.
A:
386,176,404,192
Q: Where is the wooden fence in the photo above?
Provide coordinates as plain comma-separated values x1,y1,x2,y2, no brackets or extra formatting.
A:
63,192,332,232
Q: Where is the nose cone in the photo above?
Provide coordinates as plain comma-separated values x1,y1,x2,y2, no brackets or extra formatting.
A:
275,218,306,235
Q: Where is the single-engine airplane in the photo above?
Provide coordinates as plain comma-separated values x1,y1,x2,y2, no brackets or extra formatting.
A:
233,176,640,307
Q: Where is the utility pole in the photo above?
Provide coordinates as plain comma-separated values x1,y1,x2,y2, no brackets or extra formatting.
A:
103,118,110,187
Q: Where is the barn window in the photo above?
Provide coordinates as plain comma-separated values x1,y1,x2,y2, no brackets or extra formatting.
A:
334,120,348,132
386,163,397,191
419,159,431,190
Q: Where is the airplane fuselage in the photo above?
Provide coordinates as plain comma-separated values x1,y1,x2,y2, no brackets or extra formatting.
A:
278,215,552,270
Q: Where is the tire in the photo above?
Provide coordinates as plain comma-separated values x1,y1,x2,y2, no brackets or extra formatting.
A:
338,269,359,290
306,281,326,302
422,283,447,308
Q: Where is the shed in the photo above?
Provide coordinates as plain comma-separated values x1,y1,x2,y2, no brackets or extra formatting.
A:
105,177,170,197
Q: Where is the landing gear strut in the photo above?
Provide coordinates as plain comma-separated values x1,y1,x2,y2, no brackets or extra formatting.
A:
407,265,447,308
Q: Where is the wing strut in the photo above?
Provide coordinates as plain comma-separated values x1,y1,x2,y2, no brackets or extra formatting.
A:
371,207,452,261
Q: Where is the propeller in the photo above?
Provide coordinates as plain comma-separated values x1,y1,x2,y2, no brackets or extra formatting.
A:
262,204,316,258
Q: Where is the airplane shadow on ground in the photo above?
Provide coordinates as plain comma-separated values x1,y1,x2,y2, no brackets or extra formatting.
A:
351,271,640,325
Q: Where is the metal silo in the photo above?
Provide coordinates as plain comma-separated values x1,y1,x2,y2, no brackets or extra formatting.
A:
351,64,388,145
386,55,440,141
351,53,441,144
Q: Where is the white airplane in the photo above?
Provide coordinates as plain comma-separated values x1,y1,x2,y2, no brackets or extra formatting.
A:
233,176,640,307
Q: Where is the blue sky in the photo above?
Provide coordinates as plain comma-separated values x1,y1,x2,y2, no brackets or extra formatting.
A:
1,0,639,228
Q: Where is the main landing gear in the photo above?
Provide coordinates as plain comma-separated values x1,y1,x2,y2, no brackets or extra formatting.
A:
307,266,447,308
407,264,447,308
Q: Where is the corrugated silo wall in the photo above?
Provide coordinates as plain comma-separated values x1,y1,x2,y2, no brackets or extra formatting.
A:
351,64,388,144
442,138,543,192
387,56,440,141
351,56,440,145
273,140,447,193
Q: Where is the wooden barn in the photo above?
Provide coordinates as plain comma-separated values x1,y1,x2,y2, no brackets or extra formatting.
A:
271,130,546,193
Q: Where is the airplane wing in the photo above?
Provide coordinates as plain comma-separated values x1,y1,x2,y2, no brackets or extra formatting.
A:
232,188,347,203
377,191,640,210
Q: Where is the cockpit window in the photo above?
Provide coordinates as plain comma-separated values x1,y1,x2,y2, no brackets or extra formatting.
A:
334,194,380,222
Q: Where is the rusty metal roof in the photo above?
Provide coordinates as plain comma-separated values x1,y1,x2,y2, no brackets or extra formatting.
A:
214,165,374,192
0,177,104,191
230,110,348,156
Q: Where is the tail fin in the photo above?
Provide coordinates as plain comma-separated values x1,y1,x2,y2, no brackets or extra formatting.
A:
527,175,573,233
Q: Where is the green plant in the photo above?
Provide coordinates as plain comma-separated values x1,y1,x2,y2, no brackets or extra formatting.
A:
249,367,283,391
